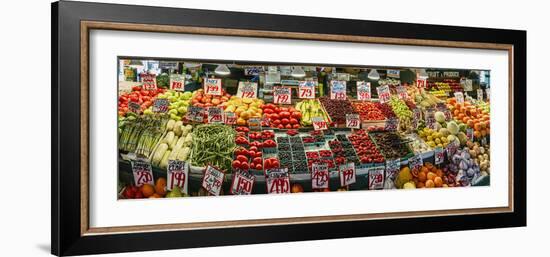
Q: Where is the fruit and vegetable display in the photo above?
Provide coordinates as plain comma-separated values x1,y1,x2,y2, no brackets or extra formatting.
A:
117,59,492,199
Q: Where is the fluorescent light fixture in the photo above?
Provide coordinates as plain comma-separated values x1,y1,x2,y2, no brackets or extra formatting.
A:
367,69,380,80
417,69,429,79
214,64,230,75
184,62,201,68
291,66,306,78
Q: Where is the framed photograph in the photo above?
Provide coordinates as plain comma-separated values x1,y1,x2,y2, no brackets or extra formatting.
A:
52,1,526,256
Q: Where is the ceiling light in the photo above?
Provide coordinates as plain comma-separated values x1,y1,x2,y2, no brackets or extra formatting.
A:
214,64,230,75
291,66,306,78
367,69,380,80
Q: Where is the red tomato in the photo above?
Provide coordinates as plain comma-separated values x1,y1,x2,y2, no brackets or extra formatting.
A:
232,160,241,169
289,118,298,125
253,157,263,164
240,162,250,170
285,124,292,129
277,124,284,129
263,108,274,114
270,113,280,120
281,118,290,125
291,111,302,119
236,155,248,163
292,124,300,129
255,163,263,170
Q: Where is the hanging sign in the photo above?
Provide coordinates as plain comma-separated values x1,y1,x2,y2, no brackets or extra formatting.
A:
265,168,291,194
346,114,360,129
387,69,400,78
312,117,328,131
434,147,445,165
385,159,400,181
230,171,255,195
396,85,408,99
167,160,188,194
477,88,484,101
243,66,264,76
141,74,157,90
152,98,169,113
207,107,223,124
311,163,329,189
408,154,423,171
454,92,465,104
201,165,225,196
131,159,154,187
339,162,356,187
330,80,347,100
224,111,236,125
186,106,205,122
237,81,258,98
368,166,385,190
169,74,185,91
377,85,391,103
273,86,292,104
416,78,427,89
298,80,316,99
203,78,222,96
356,81,371,101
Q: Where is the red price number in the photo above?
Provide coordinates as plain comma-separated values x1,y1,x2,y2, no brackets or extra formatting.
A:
356,81,371,101
377,85,391,103
201,166,225,196
312,117,327,131
131,160,154,187
330,80,347,100
368,166,385,190
434,147,445,165
339,163,356,187
311,163,329,189
266,169,290,194
298,81,316,99
167,160,188,193
346,114,360,129
204,78,222,95
207,107,223,123
238,82,257,99
141,74,157,90
416,78,427,89
396,86,408,99
224,111,236,125
273,86,291,104
170,74,185,91
231,171,255,195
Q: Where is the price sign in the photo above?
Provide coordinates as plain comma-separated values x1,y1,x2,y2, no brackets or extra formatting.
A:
201,165,225,196
454,92,465,104
248,117,261,130
446,141,459,161
462,79,473,91
377,85,391,103
486,88,490,101
385,117,399,131
230,171,255,195
312,117,328,131
152,98,169,113
387,69,400,78
203,78,222,96
131,159,154,187
416,78,427,89
385,159,400,181
368,166,385,190
339,162,356,187
434,147,445,165
128,101,141,114
298,80,316,99
477,88,484,101
224,111,236,125
330,80,347,100
396,86,408,99
356,81,371,101
408,154,423,171
265,168,290,194
412,108,421,129
169,74,185,91
237,81,258,98
244,66,263,76
186,106,205,122
207,107,223,123
167,160,188,194
425,109,437,129
141,74,157,90
466,127,474,141
346,114,360,129
311,163,329,189
273,86,292,104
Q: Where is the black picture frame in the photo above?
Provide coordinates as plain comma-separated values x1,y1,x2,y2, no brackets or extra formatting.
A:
52,1,526,256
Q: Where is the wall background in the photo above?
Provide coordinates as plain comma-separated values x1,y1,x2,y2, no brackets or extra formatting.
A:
0,0,545,256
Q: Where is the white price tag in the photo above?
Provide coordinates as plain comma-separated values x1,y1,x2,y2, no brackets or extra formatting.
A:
416,78,427,89
224,111,236,125
207,107,223,124
141,74,157,90
131,159,154,187
330,80,347,100
152,98,169,113
237,81,258,98
346,114,360,129
273,86,292,104
203,78,222,95
434,147,445,165
396,85,408,99
186,106,205,122
377,85,391,103
170,74,185,91
368,166,385,190
408,154,423,171
230,171,255,195
356,81,371,101
265,168,290,194
311,163,329,189
312,117,328,131
454,92,465,104
298,80,316,99
339,162,356,187
201,166,225,196
167,160,188,194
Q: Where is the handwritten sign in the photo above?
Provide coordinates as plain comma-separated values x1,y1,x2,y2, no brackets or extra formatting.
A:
203,78,222,96
396,86,408,99
385,159,400,181
128,101,141,114
243,66,263,76
312,117,328,131
167,160,188,194
412,108,421,129
434,147,445,165
273,86,292,104
230,171,255,195
330,80,347,100
477,88,484,101
454,92,465,104
186,106,205,122
152,98,169,113
408,154,423,171
356,81,371,101
298,80,316,99
311,163,329,189
201,166,225,196
265,168,290,194
462,79,473,91
131,159,154,187
416,78,427,89
339,162,356,187
368,166,385,190
466,127,474,141
377,85,391,103
207,107,223,124
224,111,236,125
141,74,157,90
387,69,400,78
385,117,399,131
169,74,185,91
237,81,258,98
425,109,437,130
446,141,459,161
346,114,360,129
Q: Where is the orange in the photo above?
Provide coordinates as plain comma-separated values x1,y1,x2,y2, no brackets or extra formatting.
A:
427,172,437,181
155,178,167,196
420,166,429,174
425,179,435,188
416,181,425,188
434,177,443,187
418,171,427,183
149,193,162,198
141,184,155,198
435,169,443,178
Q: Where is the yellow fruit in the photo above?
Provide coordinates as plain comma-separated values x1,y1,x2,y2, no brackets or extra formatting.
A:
425,179,435,188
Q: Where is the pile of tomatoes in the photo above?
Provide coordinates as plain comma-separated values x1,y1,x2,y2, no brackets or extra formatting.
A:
262,104,302,129
118,86,165,116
